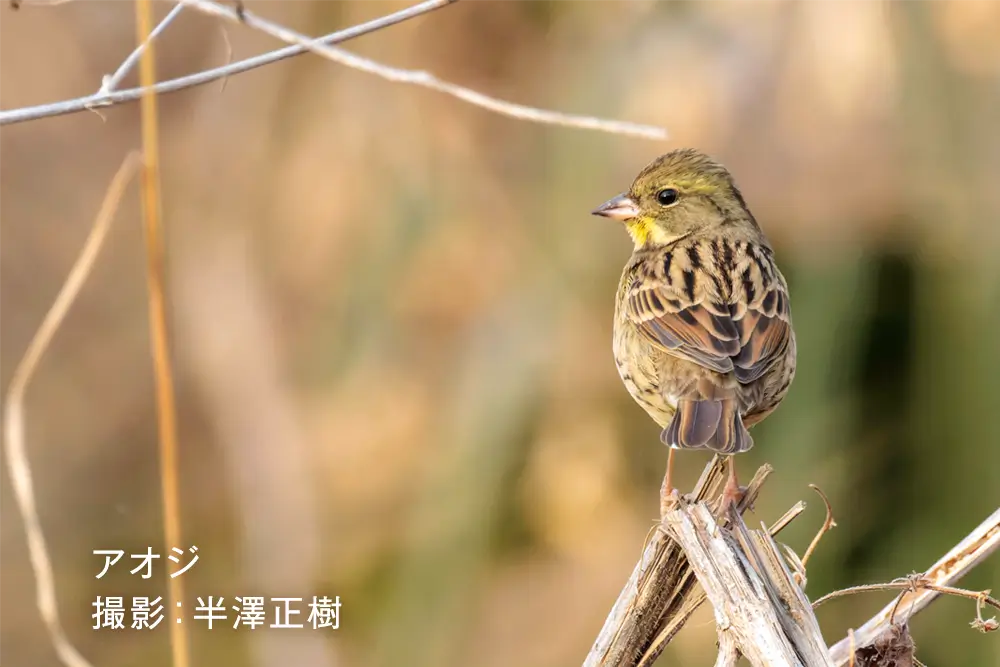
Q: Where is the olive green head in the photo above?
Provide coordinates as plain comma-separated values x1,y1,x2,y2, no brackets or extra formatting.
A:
593,149,755,248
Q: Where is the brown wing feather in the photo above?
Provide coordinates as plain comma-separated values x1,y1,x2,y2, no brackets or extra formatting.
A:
626,240,791,385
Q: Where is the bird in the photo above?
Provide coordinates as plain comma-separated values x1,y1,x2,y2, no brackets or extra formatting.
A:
592,148,796,508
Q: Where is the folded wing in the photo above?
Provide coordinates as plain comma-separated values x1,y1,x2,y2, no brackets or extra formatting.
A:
626,244,792,385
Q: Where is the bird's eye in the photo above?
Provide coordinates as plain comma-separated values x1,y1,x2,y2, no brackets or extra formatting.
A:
656,188,679,206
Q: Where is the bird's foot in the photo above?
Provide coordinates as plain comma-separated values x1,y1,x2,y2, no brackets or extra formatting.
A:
719,457,748,517
719,480,746,517
659,448,679,518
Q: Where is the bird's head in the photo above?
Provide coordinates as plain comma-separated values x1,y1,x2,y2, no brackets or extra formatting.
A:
592,149,754,249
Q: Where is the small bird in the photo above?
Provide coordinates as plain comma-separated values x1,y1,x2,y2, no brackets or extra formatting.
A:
593,149,796,507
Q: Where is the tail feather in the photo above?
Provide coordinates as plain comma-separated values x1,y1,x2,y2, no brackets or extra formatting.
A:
661,397,753,454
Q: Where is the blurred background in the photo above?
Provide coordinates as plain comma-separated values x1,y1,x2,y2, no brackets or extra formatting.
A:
2,1,999,665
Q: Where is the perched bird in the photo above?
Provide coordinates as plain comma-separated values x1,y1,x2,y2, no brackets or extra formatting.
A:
593,149,796,505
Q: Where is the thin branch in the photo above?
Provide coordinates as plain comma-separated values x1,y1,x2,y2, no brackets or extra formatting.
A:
1,0,668,140
827,507,1000,665
134,2,188,666
180,0,668,140
2,152,140,667
0,0,457,125
100,3,184,94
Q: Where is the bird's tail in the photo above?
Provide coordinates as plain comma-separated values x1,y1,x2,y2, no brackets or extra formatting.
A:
661,397,753,454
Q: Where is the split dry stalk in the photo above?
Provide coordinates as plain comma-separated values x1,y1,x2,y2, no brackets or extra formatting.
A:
585,458,999,666
583,457,792,667
663,501,834,666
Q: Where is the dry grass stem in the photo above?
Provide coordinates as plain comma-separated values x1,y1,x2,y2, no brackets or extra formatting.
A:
2,151,140,667
134,1,188,665
800,484,836,570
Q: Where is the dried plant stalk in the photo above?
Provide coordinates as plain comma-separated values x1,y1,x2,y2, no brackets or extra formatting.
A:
134,2,189,666
663,502,834,667
583,457,772,667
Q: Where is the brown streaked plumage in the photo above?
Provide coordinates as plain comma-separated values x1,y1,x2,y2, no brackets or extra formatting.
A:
594,149,796,501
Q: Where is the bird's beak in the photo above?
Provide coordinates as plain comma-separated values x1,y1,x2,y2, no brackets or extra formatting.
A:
592,194,640,221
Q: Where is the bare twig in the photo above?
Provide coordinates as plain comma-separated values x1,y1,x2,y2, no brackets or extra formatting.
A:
134,2,188,666
100,3,184,94
827,508,1000,665
2,0,667,140
2,152,140,667
0,0,456,125
180,0,668,140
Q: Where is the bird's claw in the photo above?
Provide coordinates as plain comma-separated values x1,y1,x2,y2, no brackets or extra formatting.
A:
720,478,748,517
